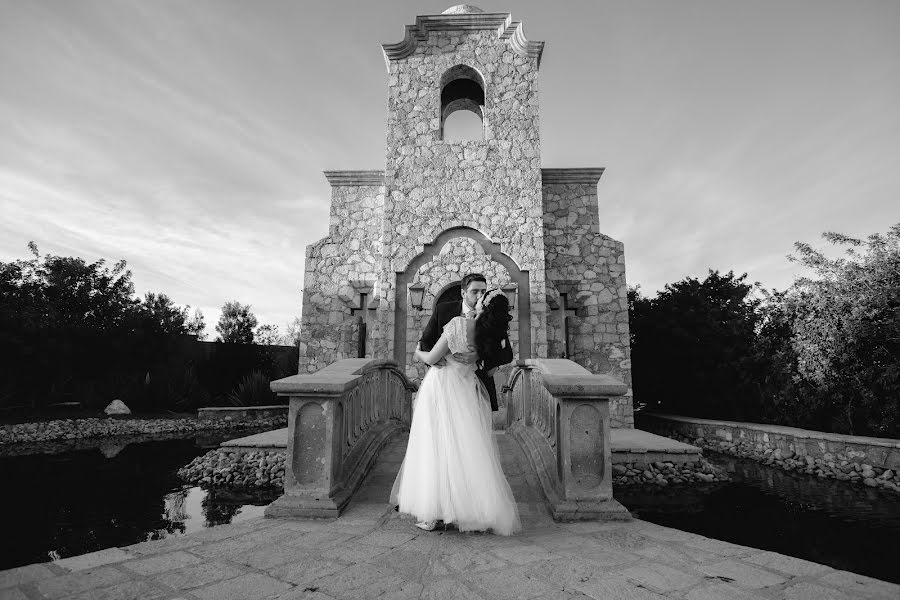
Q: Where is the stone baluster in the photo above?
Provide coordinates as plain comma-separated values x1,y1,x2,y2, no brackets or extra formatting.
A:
265,358,415,519
504,359,632,521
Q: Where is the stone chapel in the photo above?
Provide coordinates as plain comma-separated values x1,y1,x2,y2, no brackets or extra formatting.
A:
297,5,634,428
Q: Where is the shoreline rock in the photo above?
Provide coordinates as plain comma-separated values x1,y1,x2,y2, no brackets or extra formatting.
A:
178,449,285,489
0,415,288,449
612,457,729,487
666,432,900,495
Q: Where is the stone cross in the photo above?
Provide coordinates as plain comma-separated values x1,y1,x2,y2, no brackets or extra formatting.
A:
349,293,377,357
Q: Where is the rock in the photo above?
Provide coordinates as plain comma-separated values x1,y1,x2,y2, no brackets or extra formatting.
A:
612,464,627,475
98,442,128,458
861,468,876,479
879,469,894,480
104,400,131,415
863,478,878,487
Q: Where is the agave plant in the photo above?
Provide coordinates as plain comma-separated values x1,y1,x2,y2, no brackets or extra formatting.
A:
167,364,210,410
225,370,275,407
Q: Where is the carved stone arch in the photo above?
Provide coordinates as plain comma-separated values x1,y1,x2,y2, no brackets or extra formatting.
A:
394,226,531,365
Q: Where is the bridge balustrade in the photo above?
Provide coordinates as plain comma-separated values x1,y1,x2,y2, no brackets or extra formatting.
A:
504,359,632,521
265,358,416,519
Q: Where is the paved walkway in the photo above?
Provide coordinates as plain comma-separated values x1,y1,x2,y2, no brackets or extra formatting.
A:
2,433,898,600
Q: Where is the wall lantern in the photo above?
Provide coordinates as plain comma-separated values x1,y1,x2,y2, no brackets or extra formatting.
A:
409,283,426,311
502,284,517,311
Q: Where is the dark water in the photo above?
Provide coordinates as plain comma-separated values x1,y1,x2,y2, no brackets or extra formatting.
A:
0,436,280,571
614,452,900,584
3,438,899,583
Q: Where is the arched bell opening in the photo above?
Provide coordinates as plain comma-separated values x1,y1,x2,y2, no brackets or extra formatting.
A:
439,65,486,141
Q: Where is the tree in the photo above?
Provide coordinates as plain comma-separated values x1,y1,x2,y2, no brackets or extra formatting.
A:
628,270,762,419
780,224,900,436
284,317,302,346
215,301,257,343
0,242,141,333
139,293,189,334
254,324,281,345
186,308,207,340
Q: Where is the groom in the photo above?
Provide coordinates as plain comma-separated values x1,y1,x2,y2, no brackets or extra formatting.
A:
418,273,514,411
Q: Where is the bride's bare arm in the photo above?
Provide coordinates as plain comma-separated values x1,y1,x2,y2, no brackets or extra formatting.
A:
415,336,450,366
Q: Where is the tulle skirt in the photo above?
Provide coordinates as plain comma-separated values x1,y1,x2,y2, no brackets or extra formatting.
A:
390,361,521,535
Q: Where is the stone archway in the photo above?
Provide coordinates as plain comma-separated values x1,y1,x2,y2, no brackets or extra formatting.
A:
394,227,531,366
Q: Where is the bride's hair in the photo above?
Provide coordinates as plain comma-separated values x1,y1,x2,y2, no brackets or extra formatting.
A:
475,292,512,366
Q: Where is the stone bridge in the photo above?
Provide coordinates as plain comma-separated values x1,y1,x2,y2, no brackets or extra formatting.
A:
264,357,630,521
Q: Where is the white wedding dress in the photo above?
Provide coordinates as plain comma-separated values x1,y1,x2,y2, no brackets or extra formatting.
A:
390,317,521,535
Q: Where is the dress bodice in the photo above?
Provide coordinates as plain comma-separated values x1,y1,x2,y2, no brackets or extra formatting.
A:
444,317,477,368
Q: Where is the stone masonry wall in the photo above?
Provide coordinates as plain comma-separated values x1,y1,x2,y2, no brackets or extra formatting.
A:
381,28,548,364
299,181,384,373
542,177,633,428
643,413,900,472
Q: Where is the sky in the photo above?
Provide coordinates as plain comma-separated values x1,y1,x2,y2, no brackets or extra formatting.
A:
1,0,898,339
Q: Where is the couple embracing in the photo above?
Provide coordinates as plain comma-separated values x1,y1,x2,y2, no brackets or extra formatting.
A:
390,273,522,535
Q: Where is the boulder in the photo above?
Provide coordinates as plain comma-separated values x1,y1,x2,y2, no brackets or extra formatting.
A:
104,399,131,415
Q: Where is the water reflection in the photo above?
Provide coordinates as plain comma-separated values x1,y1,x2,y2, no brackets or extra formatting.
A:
0,437,280,571
615,453,900,584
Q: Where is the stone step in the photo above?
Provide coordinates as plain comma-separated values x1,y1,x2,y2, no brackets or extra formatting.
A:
611,428,701,466
219,427,288,452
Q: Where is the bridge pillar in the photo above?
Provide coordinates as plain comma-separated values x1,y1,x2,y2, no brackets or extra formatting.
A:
265,358,415,519
505,359,631,521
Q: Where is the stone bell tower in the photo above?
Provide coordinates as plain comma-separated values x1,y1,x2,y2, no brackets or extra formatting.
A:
298,5,633,427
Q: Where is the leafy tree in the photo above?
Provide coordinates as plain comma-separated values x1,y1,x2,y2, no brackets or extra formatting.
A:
0,243,224,410
186,308,207,340
780,224,900,436
254,324,281,346
284,316,302,346
215,301,257,343
628,271,762,419
0,242,140,333
139,293,189,334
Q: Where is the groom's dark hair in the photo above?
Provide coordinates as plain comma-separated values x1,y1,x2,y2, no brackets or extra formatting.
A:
461,273,486,291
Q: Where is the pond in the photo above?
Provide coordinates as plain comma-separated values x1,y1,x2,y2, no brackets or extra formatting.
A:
0,435,280,571
614,452,900,584
2,437,899,584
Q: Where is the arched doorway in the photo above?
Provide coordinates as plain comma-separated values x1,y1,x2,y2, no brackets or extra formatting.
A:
435,283,461,308
394,226,530,366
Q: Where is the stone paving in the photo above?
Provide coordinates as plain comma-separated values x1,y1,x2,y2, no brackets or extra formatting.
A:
2,433,898,600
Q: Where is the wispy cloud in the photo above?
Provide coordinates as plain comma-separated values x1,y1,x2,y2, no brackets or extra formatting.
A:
1,0,898,340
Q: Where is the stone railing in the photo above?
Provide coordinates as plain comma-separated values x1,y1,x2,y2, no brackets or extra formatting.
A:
504,359,631,521
264,358,416,519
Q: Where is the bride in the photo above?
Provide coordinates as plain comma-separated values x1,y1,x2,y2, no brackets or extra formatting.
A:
390,288,522,535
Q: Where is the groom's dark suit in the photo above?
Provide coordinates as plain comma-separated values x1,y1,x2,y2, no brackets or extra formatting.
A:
419,300,514,411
